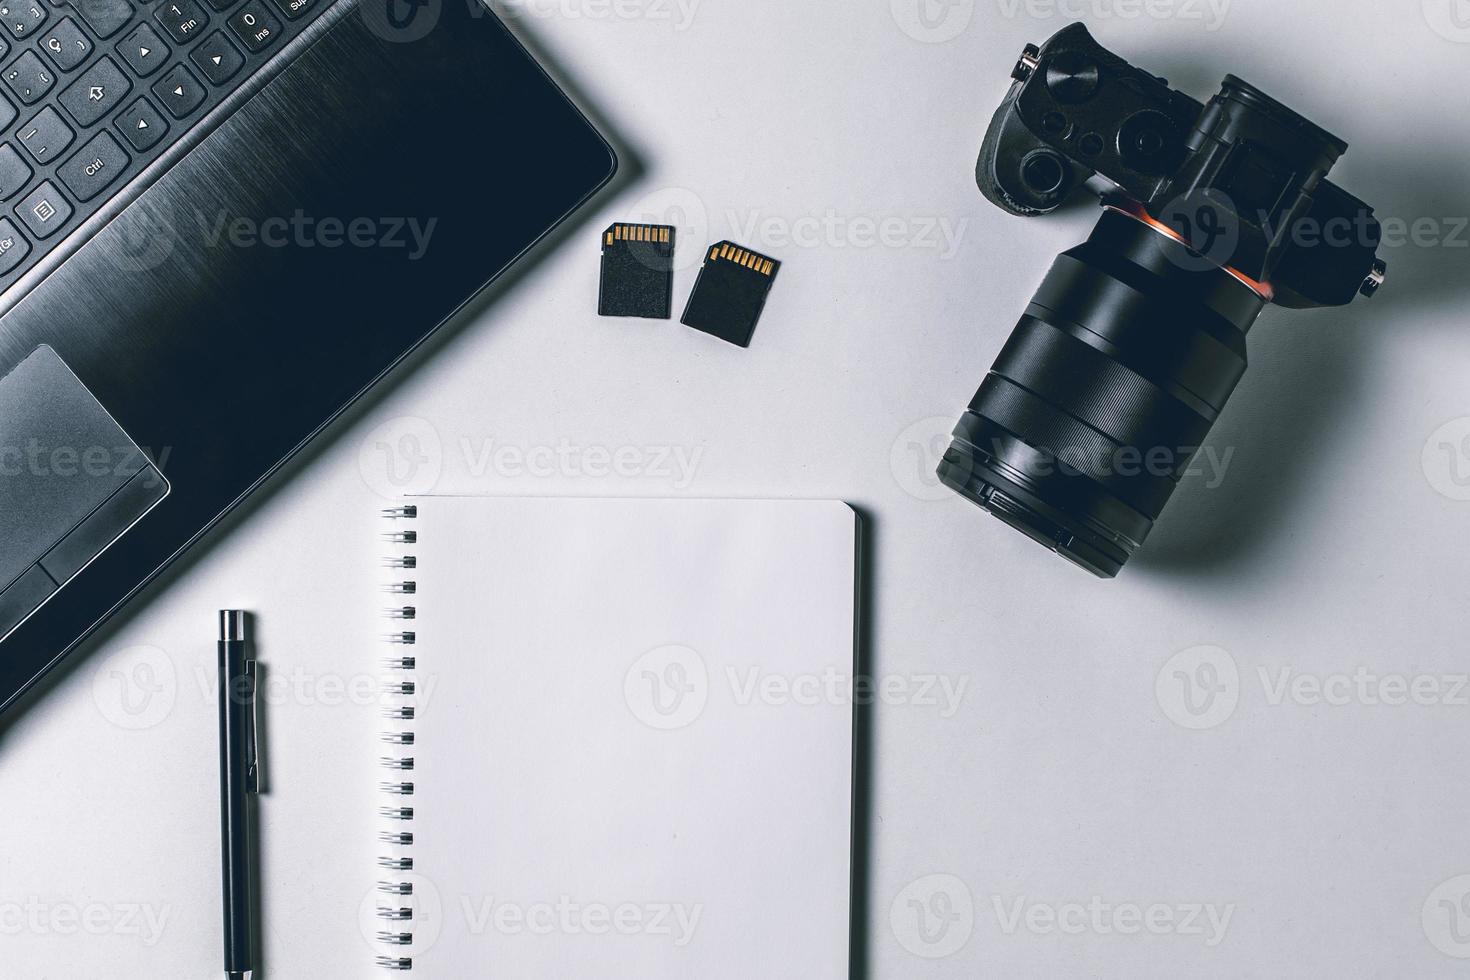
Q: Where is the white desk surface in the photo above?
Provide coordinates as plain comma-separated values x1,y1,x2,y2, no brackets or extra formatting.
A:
5,1,1470,976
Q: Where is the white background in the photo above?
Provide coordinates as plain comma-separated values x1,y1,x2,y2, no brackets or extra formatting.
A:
4,0,1470,976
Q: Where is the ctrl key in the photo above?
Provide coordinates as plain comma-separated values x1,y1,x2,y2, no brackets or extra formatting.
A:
59,130,130,201
0,216,30,274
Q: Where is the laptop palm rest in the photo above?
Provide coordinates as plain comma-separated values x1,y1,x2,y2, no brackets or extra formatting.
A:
0,2,616,713
0,346,169,640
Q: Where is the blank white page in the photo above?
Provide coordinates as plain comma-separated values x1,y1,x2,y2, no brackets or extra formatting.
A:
387,497,855,979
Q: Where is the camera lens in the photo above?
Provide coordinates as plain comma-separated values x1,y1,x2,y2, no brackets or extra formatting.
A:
938,205,1268,577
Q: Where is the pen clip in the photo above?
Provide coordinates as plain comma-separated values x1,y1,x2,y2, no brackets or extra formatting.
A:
245,659,260,795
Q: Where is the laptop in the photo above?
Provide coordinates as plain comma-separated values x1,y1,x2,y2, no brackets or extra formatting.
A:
0,0,617,713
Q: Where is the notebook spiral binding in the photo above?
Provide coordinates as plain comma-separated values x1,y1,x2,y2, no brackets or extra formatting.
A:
377,504,418,971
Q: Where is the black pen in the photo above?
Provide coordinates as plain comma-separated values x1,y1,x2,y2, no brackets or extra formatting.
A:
218,610,258,980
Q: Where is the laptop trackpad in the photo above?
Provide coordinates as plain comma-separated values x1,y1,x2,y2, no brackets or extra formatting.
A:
0,346,170,640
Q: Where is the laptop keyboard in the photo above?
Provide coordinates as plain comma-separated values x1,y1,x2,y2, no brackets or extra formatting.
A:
0,0,335,287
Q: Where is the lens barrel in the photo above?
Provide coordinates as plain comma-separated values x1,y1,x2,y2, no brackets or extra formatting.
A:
938,207,1267,577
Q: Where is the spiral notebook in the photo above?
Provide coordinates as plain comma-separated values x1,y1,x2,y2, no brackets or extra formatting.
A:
373,497,858,977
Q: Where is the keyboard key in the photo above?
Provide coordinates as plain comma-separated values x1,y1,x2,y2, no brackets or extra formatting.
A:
266,0,308,20
117,22,168,76
3,50,55,104
152,0,207,42
0,0,48,39
67,0,132,37
115,95,165,150
15,179,71,237
59,54,129,125
40,16,90,70
227,2,276,52
0,142,31,198
150,61,201,117
16,107,72,163
0,91,14,129
190,30,240,84
0,216,29,273
58,129,128,200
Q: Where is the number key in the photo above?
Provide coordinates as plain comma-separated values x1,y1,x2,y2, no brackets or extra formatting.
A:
227,2,277,52
152,0,207,42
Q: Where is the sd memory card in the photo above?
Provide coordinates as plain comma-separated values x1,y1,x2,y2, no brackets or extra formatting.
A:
598,223,676,319
680,241,781,347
